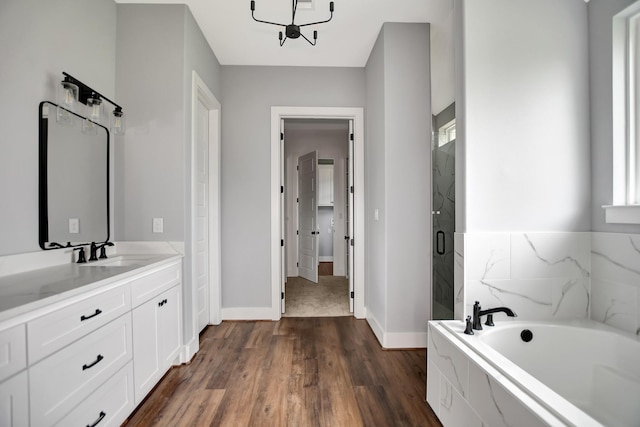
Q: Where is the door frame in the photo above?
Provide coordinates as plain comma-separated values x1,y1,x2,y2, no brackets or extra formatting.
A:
270,106,365,320
188,71,221,359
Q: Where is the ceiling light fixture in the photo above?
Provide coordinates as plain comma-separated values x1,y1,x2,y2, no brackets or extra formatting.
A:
250,0,334,46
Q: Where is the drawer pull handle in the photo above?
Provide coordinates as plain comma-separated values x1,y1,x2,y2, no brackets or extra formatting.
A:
158,298,168,307
82,354,104,371
80,309,103,321
87,411,106,427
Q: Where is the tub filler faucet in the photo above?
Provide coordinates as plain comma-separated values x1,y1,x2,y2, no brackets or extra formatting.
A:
471,301,517,331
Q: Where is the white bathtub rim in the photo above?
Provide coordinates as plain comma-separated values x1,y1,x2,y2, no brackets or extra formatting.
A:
432,320,609,427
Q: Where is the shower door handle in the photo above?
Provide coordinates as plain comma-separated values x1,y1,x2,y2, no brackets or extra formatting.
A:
436,231,445,255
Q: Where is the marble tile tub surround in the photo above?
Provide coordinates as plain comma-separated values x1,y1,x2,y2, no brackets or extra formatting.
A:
591,232,640,335
427,322,561,427
462,232,592,322
456,232,591,320
459,232,640,336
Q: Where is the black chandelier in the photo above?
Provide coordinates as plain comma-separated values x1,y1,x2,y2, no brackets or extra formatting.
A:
250,0,334,46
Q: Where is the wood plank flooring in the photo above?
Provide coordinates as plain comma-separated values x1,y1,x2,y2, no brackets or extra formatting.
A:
123,317,442,427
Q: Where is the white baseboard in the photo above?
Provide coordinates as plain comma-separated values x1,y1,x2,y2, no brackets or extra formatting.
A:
222,307,276,321
366,313,427,349
366,313,385,346
319,256,334,262
180,336,199,364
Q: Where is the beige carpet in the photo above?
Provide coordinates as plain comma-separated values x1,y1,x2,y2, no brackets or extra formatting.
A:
283,276,351,317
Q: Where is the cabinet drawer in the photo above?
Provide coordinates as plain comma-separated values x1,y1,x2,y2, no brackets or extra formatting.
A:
30,314,132,427
0,324,26,383
0,370,28,427
131,262,181,308
54,362,134,427
28,285,131,364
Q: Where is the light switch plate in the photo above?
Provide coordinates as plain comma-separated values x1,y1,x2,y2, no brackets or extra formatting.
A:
69,218,79,234
152,217,163,233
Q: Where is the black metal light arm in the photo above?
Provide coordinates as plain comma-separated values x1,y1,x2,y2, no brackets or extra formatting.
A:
298,2,334,28
250,1,288,27
251,0,333,46
62,72,123,111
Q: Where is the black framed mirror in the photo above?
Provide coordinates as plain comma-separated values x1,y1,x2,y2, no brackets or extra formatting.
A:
39,101,110,249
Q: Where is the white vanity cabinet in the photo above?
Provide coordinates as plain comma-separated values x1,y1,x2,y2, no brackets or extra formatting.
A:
0,324,28,427
0,255,183,427
131,263,182,404
0,371,29,427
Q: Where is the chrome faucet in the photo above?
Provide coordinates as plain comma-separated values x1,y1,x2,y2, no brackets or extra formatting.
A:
472,301,516,331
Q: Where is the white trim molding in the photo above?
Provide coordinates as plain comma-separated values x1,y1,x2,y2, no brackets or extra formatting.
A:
270,106,366,321
222,307,277,321
190,71,222,337
603,204,640,224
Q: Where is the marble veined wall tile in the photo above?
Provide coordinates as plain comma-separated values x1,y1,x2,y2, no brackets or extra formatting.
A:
465,233,510,281
454,233,465,320
591,278,638,334
592,233,640,284
426,359,441,416
591,233,640,335
466,279,553,320
438,380,484,427
551,277,590,319
511,233,590,280
468,361,548,427
428,324,469,399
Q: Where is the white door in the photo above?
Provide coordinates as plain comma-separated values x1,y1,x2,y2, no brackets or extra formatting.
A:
298,151,319,283
280,119,286,312
348,120,354,312
195,98,210,332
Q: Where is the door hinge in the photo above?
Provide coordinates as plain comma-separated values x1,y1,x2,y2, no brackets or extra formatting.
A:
350,186,354,194
296,197,299,203
350,291,354,299
350,133,354,141
281,239,284,247
350,238,354,246
296,262,299,267
296,230,299,235
297,165,299,171
281,132,284,141
281,185,284,194
281,292,284,299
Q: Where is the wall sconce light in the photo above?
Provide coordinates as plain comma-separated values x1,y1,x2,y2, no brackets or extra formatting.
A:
56,79,79,126
58,72,126,135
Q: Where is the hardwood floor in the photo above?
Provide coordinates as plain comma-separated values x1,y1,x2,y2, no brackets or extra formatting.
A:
318,262,333,276
123,317,442,427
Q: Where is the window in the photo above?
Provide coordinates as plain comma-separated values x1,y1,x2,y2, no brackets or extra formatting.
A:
438,119,456,147
607,2,640,223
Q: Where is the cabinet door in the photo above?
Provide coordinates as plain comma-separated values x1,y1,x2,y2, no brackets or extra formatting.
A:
132,298,161,404
0,371,28,427
159,285,182,367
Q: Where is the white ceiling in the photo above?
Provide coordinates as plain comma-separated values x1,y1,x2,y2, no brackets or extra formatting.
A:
114,0,454,68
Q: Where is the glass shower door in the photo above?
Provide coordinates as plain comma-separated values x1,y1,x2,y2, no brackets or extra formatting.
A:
432,131,455,320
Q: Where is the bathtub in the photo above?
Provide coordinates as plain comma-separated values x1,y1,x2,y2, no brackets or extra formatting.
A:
426,319,640,427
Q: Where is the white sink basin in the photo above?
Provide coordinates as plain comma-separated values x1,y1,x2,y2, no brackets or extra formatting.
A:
80,255,159,267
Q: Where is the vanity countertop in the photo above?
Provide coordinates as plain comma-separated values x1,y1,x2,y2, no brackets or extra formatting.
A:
0,254,181,324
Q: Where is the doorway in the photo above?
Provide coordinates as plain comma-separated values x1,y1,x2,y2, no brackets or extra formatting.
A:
270,107,365,320
189,71,221,359
283,121,350,317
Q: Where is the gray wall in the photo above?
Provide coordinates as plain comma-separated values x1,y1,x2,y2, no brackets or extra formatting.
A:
365,27,388,332
365,23,432,335
0,0,116,256
458,0,591,232
589,0,640,233
220,66,365,309
116,3,221,350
